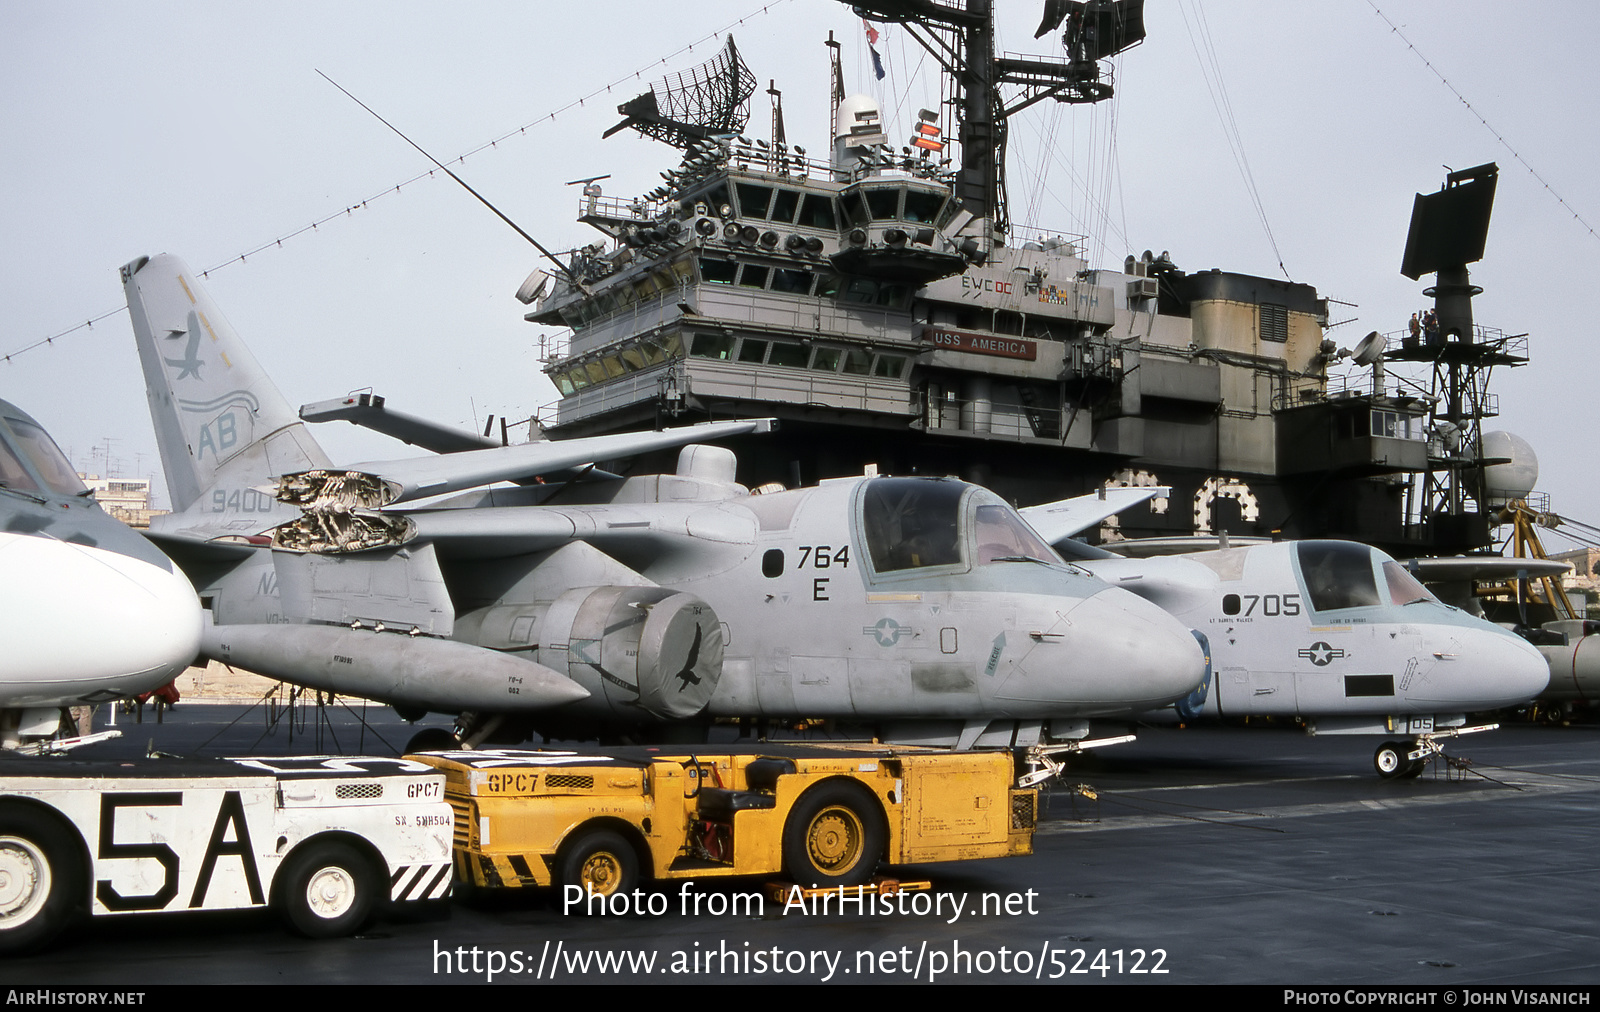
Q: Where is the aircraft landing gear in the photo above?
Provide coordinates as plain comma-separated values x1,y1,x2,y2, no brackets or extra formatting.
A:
1373,723,1499,780
1373,740,1426,779
1020,733,1137,787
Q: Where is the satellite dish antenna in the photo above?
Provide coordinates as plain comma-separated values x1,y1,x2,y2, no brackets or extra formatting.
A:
1350,331,1386,366
514,270,551,306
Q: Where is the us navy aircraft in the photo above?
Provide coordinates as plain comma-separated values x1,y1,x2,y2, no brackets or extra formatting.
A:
1023,490,1550,777
123,254,1205,754
0,400,201,750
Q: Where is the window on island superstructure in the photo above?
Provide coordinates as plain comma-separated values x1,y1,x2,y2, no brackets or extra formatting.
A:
841,347,872,375
738,265,770,289
619,345,649,372
872,353,908,379
769,188,801,224
811,347,842,372
841,279,878,304
798,193,837,230
842,192,871,227
738,338,770,364
902,189,945,225
689,333,736,361
865,188,900,220
700,258,737,284
771,268,811,295
840,278,911,310
735,182,773,219
767,342,810,368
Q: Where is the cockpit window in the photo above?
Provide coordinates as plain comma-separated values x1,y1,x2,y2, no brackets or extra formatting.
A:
1382,561,1438,606
1297,541,1382,611
1,416,85,496
0,440,39,491
973,502,1060,565
861,478,964,572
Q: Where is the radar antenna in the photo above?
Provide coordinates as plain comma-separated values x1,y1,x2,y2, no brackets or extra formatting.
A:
604,36,758,149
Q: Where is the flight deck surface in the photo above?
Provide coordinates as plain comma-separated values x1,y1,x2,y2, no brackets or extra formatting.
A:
6,703,1597,985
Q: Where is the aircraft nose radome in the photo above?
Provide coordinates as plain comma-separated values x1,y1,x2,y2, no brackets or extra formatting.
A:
1414,627,1550,710
1068,588,1206,710
0,535,202,694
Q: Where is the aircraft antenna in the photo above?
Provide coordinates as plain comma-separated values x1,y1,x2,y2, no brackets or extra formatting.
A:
316,70,588,294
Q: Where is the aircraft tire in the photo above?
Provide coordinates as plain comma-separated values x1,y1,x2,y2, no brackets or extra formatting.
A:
277,840,379,939
557,829,638,904
1373,741,1410,780
782,781,884,888
0,806,82,954
1400,757,1426,778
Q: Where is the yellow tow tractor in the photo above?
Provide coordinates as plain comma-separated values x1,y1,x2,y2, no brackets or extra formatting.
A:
411,744,1037,899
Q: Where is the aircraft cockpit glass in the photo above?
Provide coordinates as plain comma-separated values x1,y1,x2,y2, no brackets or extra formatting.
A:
1,416,86,496
973,502,1061,566
861,478,964,572
0,438,39,492
1382,560,1439,606
1296,541,1382,612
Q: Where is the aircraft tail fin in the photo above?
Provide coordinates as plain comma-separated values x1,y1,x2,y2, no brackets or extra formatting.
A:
123,254,332,517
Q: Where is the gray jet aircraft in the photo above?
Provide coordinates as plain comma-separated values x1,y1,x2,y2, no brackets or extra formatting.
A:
0,400,201,749
123,254,1205,754
1023,489,1551,777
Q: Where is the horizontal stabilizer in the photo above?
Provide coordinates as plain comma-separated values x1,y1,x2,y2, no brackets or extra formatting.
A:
300,392,500,453
1020,486,1170,545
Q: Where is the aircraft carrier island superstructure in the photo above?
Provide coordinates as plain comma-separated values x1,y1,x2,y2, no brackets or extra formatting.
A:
524,1,1523,556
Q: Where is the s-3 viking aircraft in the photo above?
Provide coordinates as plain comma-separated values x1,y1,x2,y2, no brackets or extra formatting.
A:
0,400,201,750
1022,489,1550,777
123,254,1205,756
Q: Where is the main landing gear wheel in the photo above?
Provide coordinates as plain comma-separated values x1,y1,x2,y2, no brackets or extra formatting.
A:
781,782,884,888
558,830,638,903
0,808,80,954
1374,741,1423,780
277,840,378,938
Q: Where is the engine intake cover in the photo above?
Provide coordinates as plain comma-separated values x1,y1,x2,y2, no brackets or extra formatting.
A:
547,586,724,719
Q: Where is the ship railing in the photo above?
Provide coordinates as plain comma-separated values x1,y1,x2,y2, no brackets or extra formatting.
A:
578,193,675,225
1385,322,1529,359
1006,223,1087,257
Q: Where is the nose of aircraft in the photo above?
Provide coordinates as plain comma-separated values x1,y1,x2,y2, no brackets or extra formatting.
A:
1009,585,1206,714
1411,624,1550,710
0,534,202,702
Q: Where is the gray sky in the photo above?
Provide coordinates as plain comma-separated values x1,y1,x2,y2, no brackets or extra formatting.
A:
4,1,1595,547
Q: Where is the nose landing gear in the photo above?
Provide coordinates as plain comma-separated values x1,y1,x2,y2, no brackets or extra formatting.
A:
1373,723,1498,780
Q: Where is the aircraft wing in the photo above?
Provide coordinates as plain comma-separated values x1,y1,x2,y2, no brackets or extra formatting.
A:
399,501,758,560
295,418,776,507
1019,486,1170,546
1405,556,1571,581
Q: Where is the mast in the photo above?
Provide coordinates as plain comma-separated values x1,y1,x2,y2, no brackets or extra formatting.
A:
847,0,1144,244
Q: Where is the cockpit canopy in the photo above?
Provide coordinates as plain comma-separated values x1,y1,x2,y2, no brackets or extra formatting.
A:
0,404,87,498
859,477,1061,574
1294,540,1439,613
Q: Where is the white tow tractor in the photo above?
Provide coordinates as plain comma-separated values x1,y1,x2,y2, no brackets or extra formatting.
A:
0,754,453,953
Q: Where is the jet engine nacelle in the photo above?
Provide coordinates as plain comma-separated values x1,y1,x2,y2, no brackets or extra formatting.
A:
540,586,724,721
